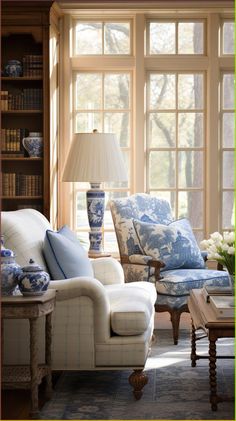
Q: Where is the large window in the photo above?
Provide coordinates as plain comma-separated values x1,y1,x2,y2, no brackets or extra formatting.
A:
146,71,205,242
60,8,234,254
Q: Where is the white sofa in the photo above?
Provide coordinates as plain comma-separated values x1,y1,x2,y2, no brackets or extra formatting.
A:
2,209,157,398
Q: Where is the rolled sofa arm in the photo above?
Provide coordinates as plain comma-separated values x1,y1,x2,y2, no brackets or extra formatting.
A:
91,257,124,285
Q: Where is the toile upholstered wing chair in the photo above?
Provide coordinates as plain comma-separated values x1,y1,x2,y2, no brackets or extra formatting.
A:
110,193,230,344
2,208,157,399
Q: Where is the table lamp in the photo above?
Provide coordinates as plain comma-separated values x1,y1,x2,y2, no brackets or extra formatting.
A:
62,130,127,257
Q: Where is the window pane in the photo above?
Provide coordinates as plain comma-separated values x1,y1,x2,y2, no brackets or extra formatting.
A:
149,151,175,188
178,191,203,228
76,112,102,132
76,192,89,228
222,191,235,229
178,151,203,188
75,22,102,55
75,231,89,250
223,22,235,54
223,74,235,109
104,231,119,253
194,231,204,244
76,74,102,109
178,74,203,109
104,73,130,109
149,113,176,147
104,112,130,147
223,113,234,148
223,151,234,189
104,22,130,55
149,22,175,54
149,74,176,109
178,113,203,147
178,22,204,54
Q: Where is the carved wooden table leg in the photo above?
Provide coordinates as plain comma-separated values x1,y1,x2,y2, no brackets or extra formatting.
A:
209,338,217,411
45,312,53,399
191,320,197,367
129,369,148,400
29,318,39,419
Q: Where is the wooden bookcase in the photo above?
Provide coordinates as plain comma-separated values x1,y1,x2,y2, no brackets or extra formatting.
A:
1,1,53,220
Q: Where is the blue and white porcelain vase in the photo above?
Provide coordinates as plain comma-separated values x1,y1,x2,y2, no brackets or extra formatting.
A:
87,183,105,255
17,259,50,296
22,132,43,157
1,236,22,296
4,60,22,77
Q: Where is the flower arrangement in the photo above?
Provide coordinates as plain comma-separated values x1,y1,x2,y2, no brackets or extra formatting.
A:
200,231,235,275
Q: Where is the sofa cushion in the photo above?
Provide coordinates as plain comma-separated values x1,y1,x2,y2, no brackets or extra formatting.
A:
43,225,94,279
106,282,156,335
156,268,230,297
133,218,205,271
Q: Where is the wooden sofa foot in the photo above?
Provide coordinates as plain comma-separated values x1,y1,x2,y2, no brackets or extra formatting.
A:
129,369,148,400
170,309,181,345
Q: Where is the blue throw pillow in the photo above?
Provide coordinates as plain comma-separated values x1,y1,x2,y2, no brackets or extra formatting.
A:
133,218,205,271
43,225,94,279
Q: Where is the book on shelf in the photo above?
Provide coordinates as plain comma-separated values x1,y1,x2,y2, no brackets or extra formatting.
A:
2,173,42,197
22,55,43,77
1,128,28,153
202,285,232,303
209,295,234,319
1,90,8,110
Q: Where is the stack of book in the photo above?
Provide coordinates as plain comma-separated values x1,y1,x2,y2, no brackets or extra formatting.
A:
1,128,28,155
1,91,8,110
202,285,234,319
22,55,43,77
2,173,42,196
23,88,43,109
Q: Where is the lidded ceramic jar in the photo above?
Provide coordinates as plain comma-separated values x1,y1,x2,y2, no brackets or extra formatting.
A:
1,236,22,296
17,259,50,296
22,132,43,157
4,60,22,77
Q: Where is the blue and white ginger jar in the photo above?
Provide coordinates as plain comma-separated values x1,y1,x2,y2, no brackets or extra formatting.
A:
1,239,22,296
4,60,22,77
22,132,43,157
17,259,50,296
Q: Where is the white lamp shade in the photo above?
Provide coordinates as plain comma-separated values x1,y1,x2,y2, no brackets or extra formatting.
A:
62,132,128,183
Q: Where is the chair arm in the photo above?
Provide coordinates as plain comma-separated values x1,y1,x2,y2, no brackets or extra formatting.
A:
121,254,165,282
91,257,124,285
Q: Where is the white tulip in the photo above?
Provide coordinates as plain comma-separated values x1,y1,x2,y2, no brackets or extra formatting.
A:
228,247,235,255
210,232,223,242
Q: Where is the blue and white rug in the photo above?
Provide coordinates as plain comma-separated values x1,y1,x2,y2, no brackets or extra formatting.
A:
40,330,234,420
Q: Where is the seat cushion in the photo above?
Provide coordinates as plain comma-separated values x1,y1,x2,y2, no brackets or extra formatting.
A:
43,225,94,279
156,268,230,297
105,282,156,335
133,218,205,270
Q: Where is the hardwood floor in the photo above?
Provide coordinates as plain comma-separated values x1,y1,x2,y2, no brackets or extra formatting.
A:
1,372,62,420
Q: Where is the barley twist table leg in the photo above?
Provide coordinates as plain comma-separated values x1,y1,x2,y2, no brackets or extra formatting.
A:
29,318,39,419
209,338,217,411
191,320,197,367
45,312,53,399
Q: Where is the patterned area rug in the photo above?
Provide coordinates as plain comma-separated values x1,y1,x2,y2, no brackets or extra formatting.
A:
40,330,234,420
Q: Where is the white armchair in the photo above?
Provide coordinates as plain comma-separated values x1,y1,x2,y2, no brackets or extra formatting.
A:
2,209,157,399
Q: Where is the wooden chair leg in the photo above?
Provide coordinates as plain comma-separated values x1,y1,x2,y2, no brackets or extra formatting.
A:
170,309,181,345
129,369,148,400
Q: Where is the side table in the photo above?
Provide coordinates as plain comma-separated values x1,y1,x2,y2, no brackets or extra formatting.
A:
1,289,56,419
188,289,234,411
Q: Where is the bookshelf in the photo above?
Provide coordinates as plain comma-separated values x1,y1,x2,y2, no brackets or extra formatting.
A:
1,1,53,219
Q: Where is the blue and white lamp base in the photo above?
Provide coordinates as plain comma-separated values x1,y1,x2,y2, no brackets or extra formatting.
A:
87,183,105,256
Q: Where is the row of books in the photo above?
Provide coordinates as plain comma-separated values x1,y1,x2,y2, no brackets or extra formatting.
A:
22,55,43,77
202,286,234,318
1,89,43,110
2,173,42,197
1,128,28,153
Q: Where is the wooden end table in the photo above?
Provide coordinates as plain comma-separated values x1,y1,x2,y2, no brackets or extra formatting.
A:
188,289,234,411
1,289,56,419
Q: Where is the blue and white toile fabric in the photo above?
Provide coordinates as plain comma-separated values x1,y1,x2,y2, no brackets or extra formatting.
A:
110,194,230,310
133,218,205,271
